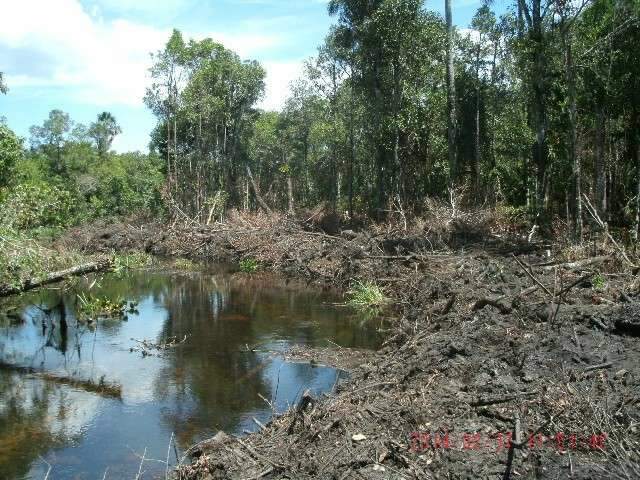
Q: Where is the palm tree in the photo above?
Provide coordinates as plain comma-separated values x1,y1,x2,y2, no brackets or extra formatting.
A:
89,112,122,157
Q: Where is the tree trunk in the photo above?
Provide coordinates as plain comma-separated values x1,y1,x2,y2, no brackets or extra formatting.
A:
564,25,581,242
445,0,458,183
246,165,272,214
287,175,295,215
595,104,607,218
474,39,482,197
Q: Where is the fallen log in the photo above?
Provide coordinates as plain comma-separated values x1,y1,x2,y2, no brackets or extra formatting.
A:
0,258,113,297
538,255,610,271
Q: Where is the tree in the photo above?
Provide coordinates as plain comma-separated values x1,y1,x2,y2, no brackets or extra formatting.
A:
0,72,7,94
0,123,22,186
146,31,265,220
445,0,458,184
89,112,122,157
29,109,72,174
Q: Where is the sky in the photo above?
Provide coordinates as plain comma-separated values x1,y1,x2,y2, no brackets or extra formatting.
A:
0,0,505,153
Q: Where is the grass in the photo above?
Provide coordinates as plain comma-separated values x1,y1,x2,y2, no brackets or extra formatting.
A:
113,252,153,273
174,258,198,270
239,258,260,273
346,281,388,310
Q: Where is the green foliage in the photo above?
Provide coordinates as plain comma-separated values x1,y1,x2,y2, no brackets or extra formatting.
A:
239,258,259,273
174,258,198,270
76,293,127,321
592,273,606,291
346,281,388,310
0,123,23,187
89,112,122,157
0,227,86,290
0,182,75,230
113,252,154,273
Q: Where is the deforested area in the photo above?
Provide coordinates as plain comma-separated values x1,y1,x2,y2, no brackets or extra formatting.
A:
1,0,639,479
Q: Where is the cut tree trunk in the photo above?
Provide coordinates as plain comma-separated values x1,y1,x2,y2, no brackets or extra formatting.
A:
0,259,113,297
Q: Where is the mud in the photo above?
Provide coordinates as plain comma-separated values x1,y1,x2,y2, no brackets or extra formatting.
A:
60,212,640,479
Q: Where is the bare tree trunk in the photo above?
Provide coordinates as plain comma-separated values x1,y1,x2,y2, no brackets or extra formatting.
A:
595,105,607,217
474,39,482,197
445,0,458,183
564,25,581,242
634,142,640,244
287,175,295,215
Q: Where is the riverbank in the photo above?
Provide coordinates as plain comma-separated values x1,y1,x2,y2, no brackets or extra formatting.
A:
60,210,640,479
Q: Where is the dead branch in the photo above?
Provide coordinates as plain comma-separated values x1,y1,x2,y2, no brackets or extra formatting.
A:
583,194,636,268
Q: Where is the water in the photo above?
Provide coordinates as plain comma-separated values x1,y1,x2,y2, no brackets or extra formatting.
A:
0,266,381,479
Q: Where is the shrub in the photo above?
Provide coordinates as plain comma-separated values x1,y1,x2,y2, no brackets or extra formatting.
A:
0,182,75,229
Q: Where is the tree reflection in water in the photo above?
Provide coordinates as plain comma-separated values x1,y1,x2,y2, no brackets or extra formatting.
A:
0,268,380,479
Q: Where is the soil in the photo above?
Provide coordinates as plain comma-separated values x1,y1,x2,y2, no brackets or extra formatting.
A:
60,212,640,479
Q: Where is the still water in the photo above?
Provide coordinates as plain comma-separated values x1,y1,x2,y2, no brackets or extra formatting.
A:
0,266,381,479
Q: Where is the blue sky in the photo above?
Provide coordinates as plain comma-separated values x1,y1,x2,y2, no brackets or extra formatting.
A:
0,0,506,153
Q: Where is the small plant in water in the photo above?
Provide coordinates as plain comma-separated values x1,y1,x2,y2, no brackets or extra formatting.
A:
239,258,259,273
77,293,127,321
346,281,388,310
592,273,606,291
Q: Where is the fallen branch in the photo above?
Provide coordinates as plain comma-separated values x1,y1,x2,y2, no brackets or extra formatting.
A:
582,194,636,268
539,256,610,271
0,258,114,297
512,254,552,295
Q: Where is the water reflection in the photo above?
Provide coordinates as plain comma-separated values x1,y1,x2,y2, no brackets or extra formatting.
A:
0,268,380,479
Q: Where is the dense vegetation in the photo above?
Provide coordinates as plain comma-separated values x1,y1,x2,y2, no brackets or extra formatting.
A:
1,0,640,241
0,109,164,234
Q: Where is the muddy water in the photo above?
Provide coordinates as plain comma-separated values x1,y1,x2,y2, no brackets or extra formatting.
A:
0,266,381,479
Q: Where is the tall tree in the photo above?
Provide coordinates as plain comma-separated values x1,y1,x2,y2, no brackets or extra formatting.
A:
29,109,71,174
445,0,458,183
89,112,122,157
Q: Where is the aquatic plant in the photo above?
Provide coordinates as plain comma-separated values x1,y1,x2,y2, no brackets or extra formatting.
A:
76,293,127,321
346,281,388,310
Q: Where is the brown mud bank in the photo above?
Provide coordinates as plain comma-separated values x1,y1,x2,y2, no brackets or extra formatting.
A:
61,212,640,479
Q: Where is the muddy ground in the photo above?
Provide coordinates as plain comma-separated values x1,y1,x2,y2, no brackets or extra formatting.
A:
61,211,640,479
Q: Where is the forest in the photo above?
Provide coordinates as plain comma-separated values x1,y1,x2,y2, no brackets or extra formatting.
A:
0,0,638,238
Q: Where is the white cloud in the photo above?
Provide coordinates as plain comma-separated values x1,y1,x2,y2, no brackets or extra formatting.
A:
0,0,287,109
259,60,305,111
0,0,167,106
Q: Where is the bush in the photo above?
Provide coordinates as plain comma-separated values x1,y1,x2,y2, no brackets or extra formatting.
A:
0,123,23,187
0,182,75,229
0,227,85,290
